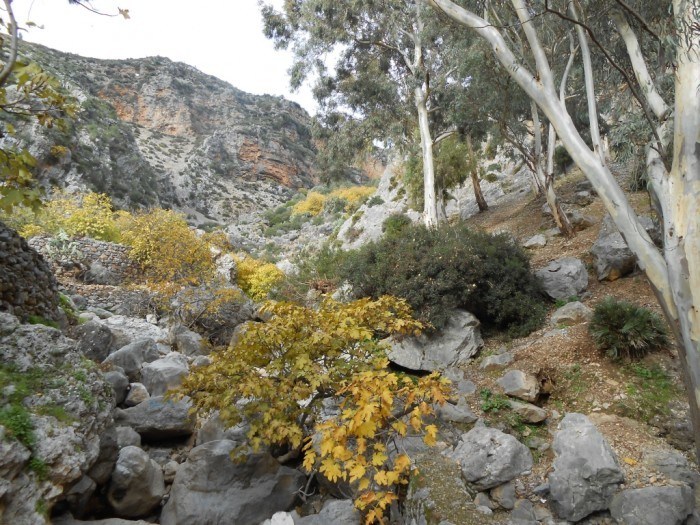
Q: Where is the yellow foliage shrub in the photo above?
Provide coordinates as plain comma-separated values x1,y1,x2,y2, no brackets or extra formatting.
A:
235,254,284,301
9,191,119,241
328,186,376,212
119,208,215,286
292,191,326,216
179,296,450,524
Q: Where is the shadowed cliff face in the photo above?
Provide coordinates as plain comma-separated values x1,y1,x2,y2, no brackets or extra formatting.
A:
15,43,317,225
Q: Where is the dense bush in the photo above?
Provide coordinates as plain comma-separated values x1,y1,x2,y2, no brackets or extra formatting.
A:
382,213,412,236
340,222,546,336
3,191,120,241
589,297,669,360
235,254,285,301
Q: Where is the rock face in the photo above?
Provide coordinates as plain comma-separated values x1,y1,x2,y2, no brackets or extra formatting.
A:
160,440,305,525
535,257,588,300
107,446,165,518
609,485,694,525
548,413,624,521
18,42,317,226
591,215,660,281
388,310,483,372
0,313,114,524
449,426,533,490
0,221,60,322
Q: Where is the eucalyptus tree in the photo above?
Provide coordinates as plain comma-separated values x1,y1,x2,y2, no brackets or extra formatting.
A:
261,0,462,227
430,0,700,458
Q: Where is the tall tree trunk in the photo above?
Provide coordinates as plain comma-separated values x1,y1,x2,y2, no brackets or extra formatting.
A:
430,0,700,460
470,169,488,211
533,102,573,236
570,2,604,162
416,86,438,227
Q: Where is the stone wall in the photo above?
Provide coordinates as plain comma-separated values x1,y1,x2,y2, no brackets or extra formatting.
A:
0,222,60,321
28,235,140,284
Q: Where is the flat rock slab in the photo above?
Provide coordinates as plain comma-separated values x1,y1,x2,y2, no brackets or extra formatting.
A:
610,485,694,525
388,310,483,372
114,396,196,441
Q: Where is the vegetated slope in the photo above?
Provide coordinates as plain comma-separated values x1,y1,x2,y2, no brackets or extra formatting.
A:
12,42,317,225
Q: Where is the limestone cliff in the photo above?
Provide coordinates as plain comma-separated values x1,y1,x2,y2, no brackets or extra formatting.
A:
12,43,317,225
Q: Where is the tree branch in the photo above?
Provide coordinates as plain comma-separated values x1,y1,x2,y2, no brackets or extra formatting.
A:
0,0,19,88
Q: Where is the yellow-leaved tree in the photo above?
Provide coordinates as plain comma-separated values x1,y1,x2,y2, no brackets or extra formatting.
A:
179,296,451,523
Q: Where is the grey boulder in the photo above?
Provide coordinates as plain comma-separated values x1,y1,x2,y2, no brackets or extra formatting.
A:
123,383,150,407
293,499,360,524
480,351,514,371
535,257,588,300
435,398,478,424
102,315,168,350
509,400,547,424
388,310,483,372
103,338,160,381
74,320,115,362
449,426,533,490
497,370,540,402
114,396,196,441
107,446,165,518
170,325,205,356
522,234,547,249
550,301,593,326
591,215,660,281
548,413,624,521
140,352,189,396
104,367,129,405
160,440,305,525
609,485,694,525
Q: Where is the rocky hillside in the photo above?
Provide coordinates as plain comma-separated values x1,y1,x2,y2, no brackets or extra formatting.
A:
10,43,317,225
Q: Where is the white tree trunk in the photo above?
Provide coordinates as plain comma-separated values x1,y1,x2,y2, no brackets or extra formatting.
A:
416,86,439,227
665,0,700,432
429,0,700,458
570,2,604,162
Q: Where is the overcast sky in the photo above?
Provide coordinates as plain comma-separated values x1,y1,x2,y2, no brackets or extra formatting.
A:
9,0,317,113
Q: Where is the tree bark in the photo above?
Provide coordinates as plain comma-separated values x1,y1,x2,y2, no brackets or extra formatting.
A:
570,2,604,162
533,102,573,236
470,169,488,211
416,86,439,228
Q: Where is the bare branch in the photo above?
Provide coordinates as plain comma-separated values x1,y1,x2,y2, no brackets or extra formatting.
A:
0,0,19,88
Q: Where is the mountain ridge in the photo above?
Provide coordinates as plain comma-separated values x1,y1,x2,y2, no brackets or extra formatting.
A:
11,42,318,226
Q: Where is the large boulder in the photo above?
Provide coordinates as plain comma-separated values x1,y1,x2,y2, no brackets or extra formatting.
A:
591,215,660,281
609,485,694,525
160,440,305,525
103,339,160,381
107,446,165,518
113,396,196,441
548,413,624,521
195,411,249,446
54,516,151,525
170,324,205,357
140,352,189,396
101,316,168,351
74,320,115,362
0,313,114,524
449,426,533,490
388,310,483,372
535,257,588,300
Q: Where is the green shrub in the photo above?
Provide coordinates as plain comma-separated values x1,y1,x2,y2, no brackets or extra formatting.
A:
366,195,384,207
589,297,669,360
340,222,546,336
553,146,573,174
480,389,511,413
0,405,35,448
382,213,412,237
